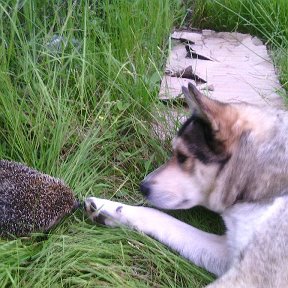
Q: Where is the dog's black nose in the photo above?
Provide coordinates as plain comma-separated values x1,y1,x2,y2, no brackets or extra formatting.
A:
140,181,150,197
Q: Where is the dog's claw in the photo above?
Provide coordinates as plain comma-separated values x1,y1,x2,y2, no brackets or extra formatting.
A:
90,201,97,212
84,197,125,227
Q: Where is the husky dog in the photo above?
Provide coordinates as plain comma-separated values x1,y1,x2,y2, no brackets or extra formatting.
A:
85,83,288,287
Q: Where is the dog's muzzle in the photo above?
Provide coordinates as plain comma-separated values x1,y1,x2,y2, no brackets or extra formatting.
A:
140,165,165,198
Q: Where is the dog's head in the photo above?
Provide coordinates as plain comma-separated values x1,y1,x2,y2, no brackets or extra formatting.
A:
140,83,272,210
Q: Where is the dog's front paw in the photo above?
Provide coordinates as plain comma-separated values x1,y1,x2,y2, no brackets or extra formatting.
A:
84,197,126,227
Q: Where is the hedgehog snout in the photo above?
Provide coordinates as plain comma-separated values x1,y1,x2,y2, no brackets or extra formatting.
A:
73,199,82,210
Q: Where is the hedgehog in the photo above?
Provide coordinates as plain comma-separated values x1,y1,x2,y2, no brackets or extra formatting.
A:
0,160,79,238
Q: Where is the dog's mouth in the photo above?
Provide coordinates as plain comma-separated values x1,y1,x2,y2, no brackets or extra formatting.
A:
142,190,185,210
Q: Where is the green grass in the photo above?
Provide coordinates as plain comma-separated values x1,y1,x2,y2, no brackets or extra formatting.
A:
0,0,217,287
1,0,287,287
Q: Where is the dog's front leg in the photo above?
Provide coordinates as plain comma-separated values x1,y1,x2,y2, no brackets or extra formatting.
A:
85,197,230,276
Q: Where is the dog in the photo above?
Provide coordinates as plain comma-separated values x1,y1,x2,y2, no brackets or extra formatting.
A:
85,83,288,287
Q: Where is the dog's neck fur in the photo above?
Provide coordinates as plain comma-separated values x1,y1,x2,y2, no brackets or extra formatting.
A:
207,123,288,213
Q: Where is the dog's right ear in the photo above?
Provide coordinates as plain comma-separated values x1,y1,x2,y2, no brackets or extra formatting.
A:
182,83,240,152
182,84,222,130
182,85,202,116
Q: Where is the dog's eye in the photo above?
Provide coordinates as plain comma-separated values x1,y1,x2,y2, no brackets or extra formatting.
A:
177,152,188,164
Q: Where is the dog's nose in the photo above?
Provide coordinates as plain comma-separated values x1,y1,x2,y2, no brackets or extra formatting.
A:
140,181,151,197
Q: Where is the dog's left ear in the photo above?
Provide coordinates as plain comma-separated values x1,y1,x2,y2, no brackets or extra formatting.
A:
182,83,239,151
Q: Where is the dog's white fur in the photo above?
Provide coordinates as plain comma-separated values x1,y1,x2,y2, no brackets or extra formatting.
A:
85,195,288,287
85,84,288,287
85,197,230,276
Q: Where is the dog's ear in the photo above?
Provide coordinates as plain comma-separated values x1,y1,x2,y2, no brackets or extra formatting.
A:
182,83,227,131
182,85,205,118
182,83,239,151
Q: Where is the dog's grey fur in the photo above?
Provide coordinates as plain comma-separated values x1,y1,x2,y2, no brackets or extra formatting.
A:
85,83,288,287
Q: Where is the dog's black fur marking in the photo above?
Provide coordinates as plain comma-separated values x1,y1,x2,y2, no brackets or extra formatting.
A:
177,151,189,164
177,115,195,137
178,115,230,165
94,214,107,225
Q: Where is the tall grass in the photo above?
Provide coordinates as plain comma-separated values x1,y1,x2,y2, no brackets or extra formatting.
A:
0,0,217,287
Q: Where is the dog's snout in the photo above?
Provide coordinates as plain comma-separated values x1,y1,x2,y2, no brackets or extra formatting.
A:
140,181,151,197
